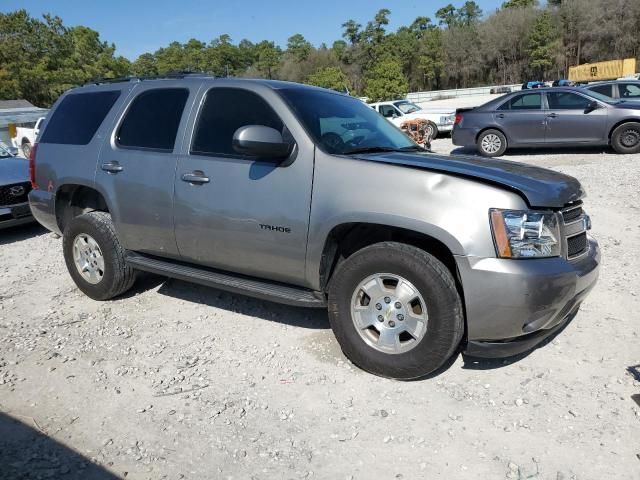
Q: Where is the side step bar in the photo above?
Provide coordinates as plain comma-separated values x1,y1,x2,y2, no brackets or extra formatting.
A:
126,252,326,308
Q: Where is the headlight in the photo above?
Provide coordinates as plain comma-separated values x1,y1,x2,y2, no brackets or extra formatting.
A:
490,209,560,258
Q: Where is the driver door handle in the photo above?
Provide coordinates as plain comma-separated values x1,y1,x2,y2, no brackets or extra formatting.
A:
547,113,558,118
101,161,124,173
496,113,505,119
181,171,210,184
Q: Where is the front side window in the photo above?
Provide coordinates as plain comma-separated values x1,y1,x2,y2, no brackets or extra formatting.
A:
191,88,284,157
547,92,592,110
40,91,121,145
379,105,400,118
499,93,542,111
279,88,416,155
620,83,640,99
116,88,189,151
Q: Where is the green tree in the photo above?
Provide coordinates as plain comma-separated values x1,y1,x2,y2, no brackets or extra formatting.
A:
363,57,408,101
306,66,351,92
255,40,281,79
457,1,483,26
287,34,312,62
131,53,158,76
528,11,555,78
502,0,537,8
341,19,361,44
436,4,457,28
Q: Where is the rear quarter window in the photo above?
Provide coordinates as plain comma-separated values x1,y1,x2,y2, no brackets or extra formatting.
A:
40,91,121,145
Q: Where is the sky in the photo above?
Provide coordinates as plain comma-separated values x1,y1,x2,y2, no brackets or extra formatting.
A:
2,0,505,60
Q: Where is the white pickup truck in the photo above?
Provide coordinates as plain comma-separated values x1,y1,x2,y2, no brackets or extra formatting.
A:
11,117,45,158
368,100,455,140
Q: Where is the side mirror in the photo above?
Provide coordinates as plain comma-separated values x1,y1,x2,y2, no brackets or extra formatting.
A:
585,101,599,113
232,125,293,160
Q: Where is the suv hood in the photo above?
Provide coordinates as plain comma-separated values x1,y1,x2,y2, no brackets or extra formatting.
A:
0,156,29,185
355,151,583,208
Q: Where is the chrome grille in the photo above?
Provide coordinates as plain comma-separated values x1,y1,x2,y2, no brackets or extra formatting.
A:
560,202,589,259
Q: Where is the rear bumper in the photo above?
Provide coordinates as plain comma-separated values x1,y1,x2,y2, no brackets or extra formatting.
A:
451,127,477,147
456,238,600,358
28,189,60,234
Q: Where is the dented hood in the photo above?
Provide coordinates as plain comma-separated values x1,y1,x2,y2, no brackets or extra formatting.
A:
355,151,584,208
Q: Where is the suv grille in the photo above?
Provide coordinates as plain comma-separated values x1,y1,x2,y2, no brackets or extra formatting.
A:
0,182,31,207
567,232,588,258
562,202,583,223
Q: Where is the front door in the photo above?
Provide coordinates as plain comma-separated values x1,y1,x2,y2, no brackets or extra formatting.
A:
493,92,546,145
173,86,313,286
544,91,607,144
97,82,195,257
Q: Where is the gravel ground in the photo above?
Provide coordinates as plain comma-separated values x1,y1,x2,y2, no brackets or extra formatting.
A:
1,139,639,480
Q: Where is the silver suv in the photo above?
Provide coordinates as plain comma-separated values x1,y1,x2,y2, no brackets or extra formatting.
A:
28,75,600,379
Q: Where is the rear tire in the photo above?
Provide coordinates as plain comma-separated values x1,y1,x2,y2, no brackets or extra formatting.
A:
477,129,507,157
327,242,464,379
21,141,31,158
63,211,136,300
611,122,640,154
426,121,439,141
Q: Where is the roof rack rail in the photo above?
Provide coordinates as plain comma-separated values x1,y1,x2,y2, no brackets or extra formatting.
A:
85,71,215,86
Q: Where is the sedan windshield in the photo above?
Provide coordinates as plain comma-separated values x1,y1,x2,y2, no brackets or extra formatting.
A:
394,101,421,114
0,144,13,158
278,88,416,155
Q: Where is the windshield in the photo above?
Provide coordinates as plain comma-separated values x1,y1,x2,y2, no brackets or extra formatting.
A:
580,88,620,104
394,101,421,114
0,143,13,158
278,88,416,155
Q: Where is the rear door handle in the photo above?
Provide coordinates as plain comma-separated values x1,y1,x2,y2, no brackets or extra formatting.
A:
547,113,558,118
101,161,123,173
181,171,210,184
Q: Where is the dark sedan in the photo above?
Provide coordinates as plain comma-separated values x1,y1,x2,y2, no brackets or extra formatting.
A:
452,87,640,157
0,143,34,229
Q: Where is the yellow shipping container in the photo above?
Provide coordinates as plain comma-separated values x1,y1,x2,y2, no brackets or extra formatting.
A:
568,58,636,82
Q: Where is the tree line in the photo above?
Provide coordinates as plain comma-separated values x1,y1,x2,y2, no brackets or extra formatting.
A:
2,0,640,107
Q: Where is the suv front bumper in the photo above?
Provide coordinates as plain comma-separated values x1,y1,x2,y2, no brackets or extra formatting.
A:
455,237,600,358
0,201,34,229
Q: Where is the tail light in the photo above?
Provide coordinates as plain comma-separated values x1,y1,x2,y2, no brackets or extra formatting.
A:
29,143,38,189
454,114,463,125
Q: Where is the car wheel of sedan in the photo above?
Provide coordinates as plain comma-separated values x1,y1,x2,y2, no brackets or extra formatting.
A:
477,129,507,157
21,141,31,159
611,122,640,154
327,242,464,379
63,211,136,300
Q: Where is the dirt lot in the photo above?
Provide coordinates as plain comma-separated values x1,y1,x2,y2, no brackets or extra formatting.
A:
1,138,639,480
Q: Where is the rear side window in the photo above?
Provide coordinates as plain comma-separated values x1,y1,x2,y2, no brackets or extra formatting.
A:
191,88,283,157
116,88,189,151
40,91,120,145
588,84,613,97
620,83,640,99
498,93,542,111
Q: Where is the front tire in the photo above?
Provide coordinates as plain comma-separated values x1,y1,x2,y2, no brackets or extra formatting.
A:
426,121,438,141
611,122,640,154
477,129,507,157
63,212,136,300
327,242,464,379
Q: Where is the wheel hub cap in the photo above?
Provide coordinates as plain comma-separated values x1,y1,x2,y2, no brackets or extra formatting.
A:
481,134,501,153
72,234,105,284
351,274,428,354
621,129,640,147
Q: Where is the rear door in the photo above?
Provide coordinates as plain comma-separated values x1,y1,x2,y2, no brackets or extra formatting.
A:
493,92,545,145
172,86,314,286
544,91,607,144
97,82,196,257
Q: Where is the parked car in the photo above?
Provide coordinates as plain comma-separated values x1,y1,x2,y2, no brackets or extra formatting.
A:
521,81,545,90
0,142,34,229
552,79,575,87
490,86,512,94
583,80,640,101
453,87,640,156
368,100,455,139
29,76,599,379
11,116,45,158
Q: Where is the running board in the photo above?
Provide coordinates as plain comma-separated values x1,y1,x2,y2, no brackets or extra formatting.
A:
125,252,326,308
